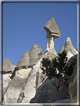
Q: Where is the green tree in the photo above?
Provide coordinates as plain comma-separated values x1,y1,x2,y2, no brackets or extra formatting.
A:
41,50,74,98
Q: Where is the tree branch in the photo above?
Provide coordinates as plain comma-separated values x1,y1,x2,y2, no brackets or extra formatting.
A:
52,82,57,88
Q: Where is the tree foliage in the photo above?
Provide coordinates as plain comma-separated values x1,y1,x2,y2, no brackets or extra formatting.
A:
41,50,74,79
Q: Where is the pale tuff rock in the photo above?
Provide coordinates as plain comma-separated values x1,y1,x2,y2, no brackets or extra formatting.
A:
16,44,44,70
2,57,14,73
58,37,78,61
46,37,54,49
58,45,65,54
58,37,78,55
17,59,46,103
16,68,31,78
64,37,78,55
44,18,61,50
17,67,36,103
3,68,32,103
16,52,30,69
66,51,74,61
44,17,61,39
3,74,12,87
2,58,15,96
29,44,44,66
45,48,57,61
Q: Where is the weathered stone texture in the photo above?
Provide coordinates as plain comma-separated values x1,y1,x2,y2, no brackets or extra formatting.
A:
68,54,77,103
30,77,69,103
3,68,32,103
29,44,44,66
16,44,44,69
18,67,36,103
44,17,61,39
16,52,30,68
3,57,14,73
58,37,78,56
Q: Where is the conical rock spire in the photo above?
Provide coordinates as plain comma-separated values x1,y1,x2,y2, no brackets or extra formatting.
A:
16,52,30,68
16,44,44,69
58,37,78,56
2,57,13,72
44,17,61,39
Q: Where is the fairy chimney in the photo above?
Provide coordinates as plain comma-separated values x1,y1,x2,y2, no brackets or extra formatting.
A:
44,17,61,50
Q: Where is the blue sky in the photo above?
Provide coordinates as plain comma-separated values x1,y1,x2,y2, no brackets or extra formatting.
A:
0,1,79,80
2,3,77,66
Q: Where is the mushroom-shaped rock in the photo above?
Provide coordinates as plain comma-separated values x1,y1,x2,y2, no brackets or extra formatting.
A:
16,52,30,69
3,57,13,73
44,17,61,39
29,44,44,66
44,18,61,50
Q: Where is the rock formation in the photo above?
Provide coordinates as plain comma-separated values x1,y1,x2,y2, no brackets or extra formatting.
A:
29,44,44,66
16,52,30,70
68,45,80,103
30,77,69,103
44,17,61,51
16,44,44,70
2,17,78,105
2,57,14,73
3,68,32,103
1,57,15,95
58,37,78,60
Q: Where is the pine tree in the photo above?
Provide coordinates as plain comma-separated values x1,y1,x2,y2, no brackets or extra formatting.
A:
41,50,74,98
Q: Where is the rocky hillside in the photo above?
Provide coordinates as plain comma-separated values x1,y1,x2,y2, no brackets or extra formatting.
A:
0,38,78,104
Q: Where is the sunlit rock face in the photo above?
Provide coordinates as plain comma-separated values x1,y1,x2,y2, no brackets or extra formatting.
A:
1,58,15,96
46,37,54,49
3,68,32,104
29,44,44,66
58,37,78,55
44,17,61,39
44,17,61,52
16,44,44,70
17,58,46,103
58,37,78,61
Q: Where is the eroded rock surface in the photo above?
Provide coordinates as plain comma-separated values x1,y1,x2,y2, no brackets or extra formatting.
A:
58,37,78,57
3,57,14,73
68,46,79,103
3,68,32,103
30,77,69,103
16,44,44,70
